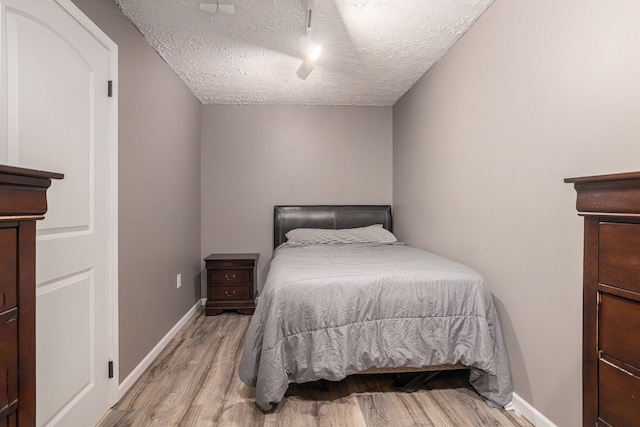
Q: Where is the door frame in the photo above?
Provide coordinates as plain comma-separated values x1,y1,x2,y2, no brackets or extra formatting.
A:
55,0,120,406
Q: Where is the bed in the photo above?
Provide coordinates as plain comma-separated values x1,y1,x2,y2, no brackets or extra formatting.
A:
239,205,513,411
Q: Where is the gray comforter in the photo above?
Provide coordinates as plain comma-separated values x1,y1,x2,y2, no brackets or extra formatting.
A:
239,243,512,411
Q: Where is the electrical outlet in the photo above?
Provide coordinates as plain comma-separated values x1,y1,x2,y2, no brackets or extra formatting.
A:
176,273,182,289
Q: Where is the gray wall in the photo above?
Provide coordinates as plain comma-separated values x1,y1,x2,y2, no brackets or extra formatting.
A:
392,1,640,426
71,0,202,381
201,105,392,291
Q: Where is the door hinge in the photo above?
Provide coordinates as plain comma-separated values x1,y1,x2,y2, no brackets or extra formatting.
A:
108,80,113,97
108,361,114,378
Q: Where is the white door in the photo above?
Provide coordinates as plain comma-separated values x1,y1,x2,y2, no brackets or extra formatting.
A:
0,0,118,426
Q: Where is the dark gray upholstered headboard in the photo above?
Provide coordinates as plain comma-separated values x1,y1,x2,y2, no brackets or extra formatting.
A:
273,205,392,249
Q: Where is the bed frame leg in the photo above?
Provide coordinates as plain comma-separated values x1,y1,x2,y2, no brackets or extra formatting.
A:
393,371,442,393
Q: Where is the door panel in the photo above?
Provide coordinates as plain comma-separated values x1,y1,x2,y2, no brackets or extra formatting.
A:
36,270,93,424
7,8,93,235
0,1,116,426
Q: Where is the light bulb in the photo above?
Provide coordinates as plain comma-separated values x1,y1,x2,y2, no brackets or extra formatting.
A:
297,36,322,62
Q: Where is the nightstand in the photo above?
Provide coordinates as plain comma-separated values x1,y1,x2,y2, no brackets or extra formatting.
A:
204,253,259,315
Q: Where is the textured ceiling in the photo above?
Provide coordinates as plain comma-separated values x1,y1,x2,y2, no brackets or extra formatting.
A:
115,0,493,106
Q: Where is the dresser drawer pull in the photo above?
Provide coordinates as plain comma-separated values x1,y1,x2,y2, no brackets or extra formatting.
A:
225,274,236,281
225,290,236,297
0,308,18,324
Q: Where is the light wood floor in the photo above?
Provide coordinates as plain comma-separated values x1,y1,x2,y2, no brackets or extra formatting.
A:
98,311,532,427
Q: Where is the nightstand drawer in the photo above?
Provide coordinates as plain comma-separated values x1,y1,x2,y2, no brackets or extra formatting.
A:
210,285,251,300
209,269,250,285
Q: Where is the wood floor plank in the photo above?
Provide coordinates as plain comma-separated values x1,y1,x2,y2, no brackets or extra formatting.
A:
98,311,533,427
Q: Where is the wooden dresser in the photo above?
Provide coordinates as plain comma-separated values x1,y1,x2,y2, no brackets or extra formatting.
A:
566,171,640,427
0,165,62,427
204,253,259,316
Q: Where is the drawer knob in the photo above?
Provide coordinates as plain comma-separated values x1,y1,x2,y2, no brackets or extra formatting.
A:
225,274,236,281
225,290,236,297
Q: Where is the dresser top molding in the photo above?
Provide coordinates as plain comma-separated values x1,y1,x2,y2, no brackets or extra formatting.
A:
0,164,64,184
0,164,64,218
565,171,640,216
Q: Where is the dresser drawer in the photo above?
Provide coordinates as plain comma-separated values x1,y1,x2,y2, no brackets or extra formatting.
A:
599,222,640,293
0,228,17,313
599,293,640,369
0,412,17,427
0,308,19,417
598,359,640,427
210,285,251,300
208,269,250,285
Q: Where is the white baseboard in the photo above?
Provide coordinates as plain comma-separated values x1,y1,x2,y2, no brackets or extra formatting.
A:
511,392,557,427
117,299,205,398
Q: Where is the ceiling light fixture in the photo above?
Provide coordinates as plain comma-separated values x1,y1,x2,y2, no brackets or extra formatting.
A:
297,36,321,62
199,1,235,15
296,0,321,80
296,59,315,80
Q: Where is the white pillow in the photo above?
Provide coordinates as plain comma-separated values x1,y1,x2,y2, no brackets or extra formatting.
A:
285,224,397,245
